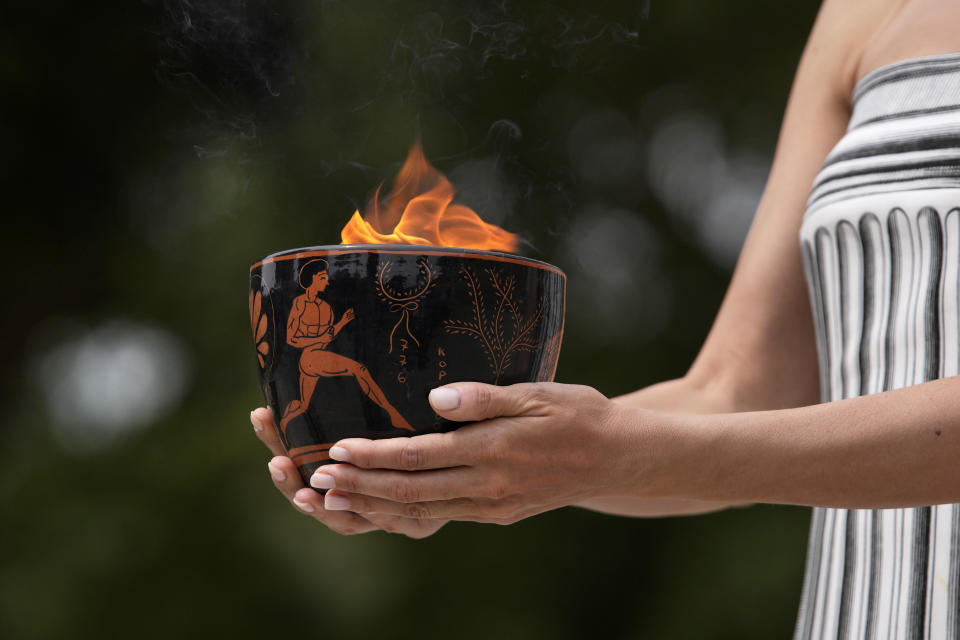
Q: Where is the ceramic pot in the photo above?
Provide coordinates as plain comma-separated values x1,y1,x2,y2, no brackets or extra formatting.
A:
249,244,565,483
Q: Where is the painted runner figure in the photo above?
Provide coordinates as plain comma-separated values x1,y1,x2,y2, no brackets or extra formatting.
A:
280,259,413,435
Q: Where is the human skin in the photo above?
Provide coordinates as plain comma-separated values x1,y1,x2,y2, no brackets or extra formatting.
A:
252,409,444,538
251,0,960,536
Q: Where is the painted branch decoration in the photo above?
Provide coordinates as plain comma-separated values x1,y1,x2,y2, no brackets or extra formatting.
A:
444,266,545,383
376,257,436,353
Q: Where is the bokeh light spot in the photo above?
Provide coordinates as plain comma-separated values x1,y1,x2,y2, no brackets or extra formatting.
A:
32,320,193,451
647,109,768,268
565,205,673,343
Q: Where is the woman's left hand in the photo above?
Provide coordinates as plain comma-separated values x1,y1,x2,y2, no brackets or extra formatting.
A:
311,382,639,524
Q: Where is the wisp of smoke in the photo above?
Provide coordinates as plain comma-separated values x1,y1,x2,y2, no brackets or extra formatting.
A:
149,0,308,140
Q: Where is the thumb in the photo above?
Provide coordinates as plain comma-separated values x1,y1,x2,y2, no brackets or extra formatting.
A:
428,382,539,422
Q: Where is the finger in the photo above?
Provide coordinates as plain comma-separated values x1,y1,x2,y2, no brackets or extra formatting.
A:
266,456,381,536
324,490,499,521
310,464,485,502
251,407,286,457
427,382,553,422
329,431,474,470
291,488,379,536
267,455,304,501
362,513,447,540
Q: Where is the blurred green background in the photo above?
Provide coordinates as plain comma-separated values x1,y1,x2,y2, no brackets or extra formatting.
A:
2,1,821,638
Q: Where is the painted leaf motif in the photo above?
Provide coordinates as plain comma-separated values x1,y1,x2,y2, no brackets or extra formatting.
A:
250,286,271,371
256,313,268,341
252,290,262,328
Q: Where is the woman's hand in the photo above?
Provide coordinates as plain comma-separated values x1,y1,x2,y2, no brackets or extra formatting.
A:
309,382,639,524
249,407,446,539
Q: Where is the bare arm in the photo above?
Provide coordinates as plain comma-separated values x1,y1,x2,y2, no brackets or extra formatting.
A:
578,0,877,516
321,364,960,521
618,376,960,508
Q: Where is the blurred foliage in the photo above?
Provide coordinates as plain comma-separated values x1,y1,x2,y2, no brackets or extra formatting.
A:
2,0,820,638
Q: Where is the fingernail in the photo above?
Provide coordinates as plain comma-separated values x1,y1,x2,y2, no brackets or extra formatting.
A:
329,446,350,462
325,494,351,511
267,462,286,483
310,473,335,490
250,411,264,433
293,498,315,513
429,388,460,411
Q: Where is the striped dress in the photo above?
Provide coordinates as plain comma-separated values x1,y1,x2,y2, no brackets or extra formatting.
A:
795,53,960,639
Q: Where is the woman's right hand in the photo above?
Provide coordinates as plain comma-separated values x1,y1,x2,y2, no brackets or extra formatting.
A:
250,407,446,539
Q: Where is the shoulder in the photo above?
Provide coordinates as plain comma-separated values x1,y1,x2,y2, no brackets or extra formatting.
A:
854,0,960,85
291,295,307,310
803,0,905,104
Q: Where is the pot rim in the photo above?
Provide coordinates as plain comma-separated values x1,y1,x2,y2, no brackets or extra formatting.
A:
250,244,564,276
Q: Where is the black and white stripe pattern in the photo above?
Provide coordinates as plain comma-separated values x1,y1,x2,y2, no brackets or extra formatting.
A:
807,53,960,214
795,53,960,640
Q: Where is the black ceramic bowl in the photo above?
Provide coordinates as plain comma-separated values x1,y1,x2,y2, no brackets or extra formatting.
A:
249,244,565,482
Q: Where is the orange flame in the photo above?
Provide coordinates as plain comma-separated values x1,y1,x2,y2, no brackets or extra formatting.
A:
340,143,519,252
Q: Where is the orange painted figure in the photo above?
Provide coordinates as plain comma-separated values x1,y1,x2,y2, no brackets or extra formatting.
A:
279,259,414,435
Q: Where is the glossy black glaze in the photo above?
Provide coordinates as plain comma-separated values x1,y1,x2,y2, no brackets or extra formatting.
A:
249,244,565,483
